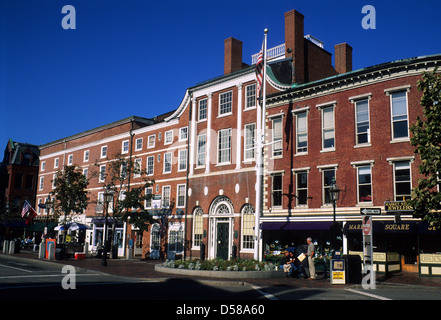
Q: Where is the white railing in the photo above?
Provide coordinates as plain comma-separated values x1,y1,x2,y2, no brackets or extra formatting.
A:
251,43,286,65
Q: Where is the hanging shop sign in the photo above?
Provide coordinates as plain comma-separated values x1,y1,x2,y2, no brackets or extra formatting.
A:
384,201,413,214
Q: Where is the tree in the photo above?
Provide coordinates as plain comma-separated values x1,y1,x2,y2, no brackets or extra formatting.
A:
409,68,441,228
50,165,89,222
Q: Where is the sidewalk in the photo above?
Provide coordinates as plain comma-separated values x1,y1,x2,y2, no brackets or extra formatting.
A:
6,249,441,289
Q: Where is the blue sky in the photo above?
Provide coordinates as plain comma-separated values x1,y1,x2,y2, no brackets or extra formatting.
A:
1,0,441,147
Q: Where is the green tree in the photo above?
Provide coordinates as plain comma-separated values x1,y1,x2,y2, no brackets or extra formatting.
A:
50,165,89,222
409,69,441,228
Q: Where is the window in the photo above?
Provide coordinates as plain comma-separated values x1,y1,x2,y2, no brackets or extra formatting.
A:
135,138,143,151
165,130,173,145
197,134,206,167
244,123,256,161
218,128,231,164
296,171,308,206
198,98,207,121
322,168,336,205
193,207,203,247
84,150,89,162
39,176,44,190
52,174,56,189
245,84,256,109
41,161,45,172
148,135,155,148
296,112,308,153
163,152,172,173
120,161,128,180
391,91,409,140
145,187,153,208
241,204,255,250
177,184,186,208
272,117,283,157
67,154,73,165
162,185,171,207
322,106,335,150
54,158,59,168
357,165,372,203
101,146,107,158
147,156,154,176
355,99,370,145
122,140,129,154
219,91,232,115
271,173,283,208
83,168,88,181
168,229,184,253
99,165,106,182
394,160,411,200
134,158,142,177
179,127,188,141
178,149,187,171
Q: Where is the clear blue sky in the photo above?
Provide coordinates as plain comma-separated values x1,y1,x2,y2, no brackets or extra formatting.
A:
1,0,441,147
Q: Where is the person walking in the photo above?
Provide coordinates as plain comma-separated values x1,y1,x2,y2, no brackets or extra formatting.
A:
306,237,316,279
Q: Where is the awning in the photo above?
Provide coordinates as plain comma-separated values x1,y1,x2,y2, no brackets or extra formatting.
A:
344,220,419,234
26,222,58,232
261,221,334,231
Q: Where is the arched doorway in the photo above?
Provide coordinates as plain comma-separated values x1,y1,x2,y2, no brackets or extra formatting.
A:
208,196,234,260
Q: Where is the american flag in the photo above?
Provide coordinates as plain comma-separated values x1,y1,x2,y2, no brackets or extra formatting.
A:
21,200,31,218
255,46,264,97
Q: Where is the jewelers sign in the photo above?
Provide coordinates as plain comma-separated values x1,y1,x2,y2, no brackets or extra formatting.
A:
384,201,413,214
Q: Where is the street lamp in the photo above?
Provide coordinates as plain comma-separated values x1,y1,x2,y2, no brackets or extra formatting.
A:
102,186,114,266
328,178,341,255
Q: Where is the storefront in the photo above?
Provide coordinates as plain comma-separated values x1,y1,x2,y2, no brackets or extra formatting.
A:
91,218,125,257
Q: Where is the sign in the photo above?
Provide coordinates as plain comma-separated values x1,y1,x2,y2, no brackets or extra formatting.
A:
330,259,346,284
151,194,162,209
362,215,372,236
362,215,375,288
384,201,413,213
38,203,47,209
360,207,381,215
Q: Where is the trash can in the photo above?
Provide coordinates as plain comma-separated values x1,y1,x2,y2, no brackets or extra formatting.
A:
342,254,362,284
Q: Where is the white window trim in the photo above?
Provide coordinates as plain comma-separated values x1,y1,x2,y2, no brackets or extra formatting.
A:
295,110,308,155
122,140,130,154
317,103,336,152
218,90,233,117
41,161,46,172
240,206,255,252
164,130,173,145
99,164,106,183
39,176,44,191
147,134,156,149
163,152,172,174
388,157,414,201
271,173,283,209
295,170,309,207
217,128,232,165
320,166,337,207
67,154,73,165
135,138,143,151
83,150,90,162
101,145,107,158
162,185,171,208
351,162,374,206
271,117,283,159
387,89,410,143
145,187,153,209
176,183,186,208
352,97,371,147
244,83,257,111
134,158,142,178
54,158,59,168
146,155,154,176
198,98,208,122
179,127,188,142
178,149,187,172
244,123,256,162
196,133,206,168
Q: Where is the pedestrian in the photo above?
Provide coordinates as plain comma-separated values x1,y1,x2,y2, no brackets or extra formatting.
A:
283,251,294,277
305,237,316,280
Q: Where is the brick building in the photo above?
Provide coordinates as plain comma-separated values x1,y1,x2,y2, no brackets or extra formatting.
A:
34,9,441,269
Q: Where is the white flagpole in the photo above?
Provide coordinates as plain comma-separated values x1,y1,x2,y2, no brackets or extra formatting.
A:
254,28,268,261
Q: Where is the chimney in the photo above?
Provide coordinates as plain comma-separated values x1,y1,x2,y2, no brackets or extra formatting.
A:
224,37,243,75
334,43,353,74
284,9,305,84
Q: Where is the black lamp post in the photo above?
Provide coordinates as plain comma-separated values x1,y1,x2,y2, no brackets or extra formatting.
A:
328,178,341,255
102,186,114,266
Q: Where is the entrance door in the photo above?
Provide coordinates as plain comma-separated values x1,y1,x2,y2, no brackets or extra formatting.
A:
217,222,229,260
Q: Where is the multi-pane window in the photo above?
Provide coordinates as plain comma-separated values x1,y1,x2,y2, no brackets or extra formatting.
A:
218,128,231,164
168,229,184,253
39,176,44,191
219,91,232,115
165,130,173,145
148,135,155,148
177,184,186,207
122,140,129,154
135,138,143,151
245,84,256,109
242,204,255,250
296,112,308,153
394,160,411,200
193,207,203,247
272,117,283,157
244,123,256,161
146,156,154,175
198,98,207,121
99,165,106,182
178,149,187,171
357,165,372,203
68,154,73,165
145,187,153,208
322,168,336,205
134,158,142,177
322,106,335,150
272,173,283,208
164,152,172,173
101,146,107,158
84,150,89,162
179,127,188,141
296,171,308,206
197,134,206,166
391,91,409,140
162,185,171,207
355,99,370,145
41,161,45,171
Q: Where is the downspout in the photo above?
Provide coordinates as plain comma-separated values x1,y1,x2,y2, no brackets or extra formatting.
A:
124,119,135,258
184,92,192,260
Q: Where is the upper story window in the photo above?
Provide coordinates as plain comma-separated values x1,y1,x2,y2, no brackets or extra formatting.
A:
198,98,207,121
272,117,283,158
322,167,336,205
357,164,373,203
179,127,188,141
122,140,129,154
41,161,46,172
84,150,90,162
355,99,370,145
321,105,335,151
197,134,206,167
390,91,409,140
296,111,308,154
393,160,412,201
296,170,308,206
54,158,59,168
67,154,73,165
163,152,172,173
101,145,107,158
148,135,155,148
271,173,283,208
244,123,256,161
218,128,231,164
219,91,232,116
165,130,173,145
135,138,143,151
245,84,256,110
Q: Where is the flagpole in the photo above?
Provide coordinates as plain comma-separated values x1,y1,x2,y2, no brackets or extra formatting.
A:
254,28,268,261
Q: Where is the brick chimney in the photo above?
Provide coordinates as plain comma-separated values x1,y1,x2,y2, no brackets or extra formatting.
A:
334,43,353,74
284,9,305,84
224,37,243,75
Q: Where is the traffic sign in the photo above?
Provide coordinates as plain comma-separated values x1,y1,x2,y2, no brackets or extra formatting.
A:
362,216,372,236
360,207,381,215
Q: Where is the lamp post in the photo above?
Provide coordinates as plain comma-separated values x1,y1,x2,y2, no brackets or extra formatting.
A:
328,178,341,255
102,186,114,266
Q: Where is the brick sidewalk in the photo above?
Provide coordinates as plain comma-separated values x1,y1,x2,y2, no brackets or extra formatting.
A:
6,250,441,289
